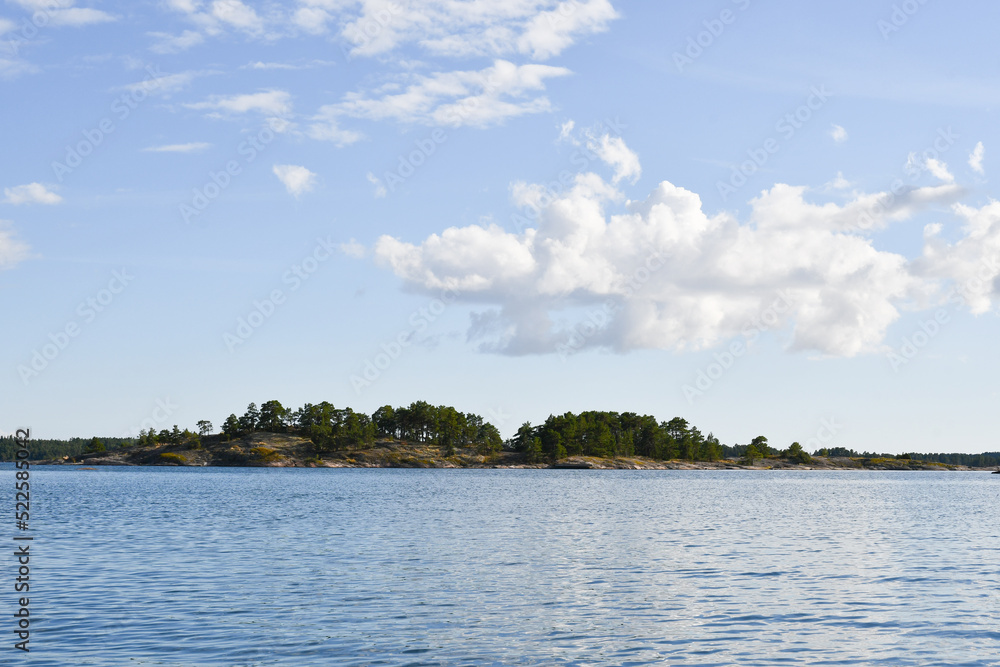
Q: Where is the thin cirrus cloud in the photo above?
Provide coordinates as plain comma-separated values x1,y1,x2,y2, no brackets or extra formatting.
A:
184,90,292,116
8,0,116,26
366,172,388,199
143,142,212,153
154,2,615,143
370,134,991,360
119,70,207,97
240,59,337,70
272,164,317,198
3,183,62,205
0,58,38,80
148,30,205,54
320,60,572,130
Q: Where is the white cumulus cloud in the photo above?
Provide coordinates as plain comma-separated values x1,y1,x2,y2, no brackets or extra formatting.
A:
372,140,987,359
829,124,848,143
272,164,317,197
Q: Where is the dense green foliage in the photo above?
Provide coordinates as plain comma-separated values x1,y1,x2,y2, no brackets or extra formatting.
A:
219,399,504,456
510,414,724,462
135,426,201,450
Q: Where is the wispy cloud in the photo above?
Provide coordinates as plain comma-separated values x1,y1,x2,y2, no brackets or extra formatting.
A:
327,60,571,129
367,172,387,199
241,60,336,71
210,0,263,35
119,70,206,97
338,0,618,60
306,114,363,147
829,124,848,143
148,30,205,54
185,90,292,116
587,132,640,184
0,58,39,80
9,0,116,27
3,183,62,205
925,158,955,184
0,221,29,270
969,141,985,175
143,142,212,153
153,0,619,63
340,239,367,258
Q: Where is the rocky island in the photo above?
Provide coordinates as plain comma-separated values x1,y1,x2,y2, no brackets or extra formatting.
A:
13,400,997,471
38,431,984,471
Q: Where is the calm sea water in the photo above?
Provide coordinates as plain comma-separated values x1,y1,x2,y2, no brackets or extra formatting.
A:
5,466,999,666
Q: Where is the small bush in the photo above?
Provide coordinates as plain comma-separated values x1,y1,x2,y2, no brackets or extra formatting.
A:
250,447,282,463
159,452,186,465
785,442,812,465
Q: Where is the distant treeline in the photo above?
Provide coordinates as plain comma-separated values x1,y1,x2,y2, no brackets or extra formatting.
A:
816,446,1000,468
0,436,134,462
3,402,999,467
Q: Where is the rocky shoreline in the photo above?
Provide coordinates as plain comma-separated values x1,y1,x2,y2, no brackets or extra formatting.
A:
33,432,989,471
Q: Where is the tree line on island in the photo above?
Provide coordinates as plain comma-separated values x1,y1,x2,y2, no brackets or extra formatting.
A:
1,400,999,467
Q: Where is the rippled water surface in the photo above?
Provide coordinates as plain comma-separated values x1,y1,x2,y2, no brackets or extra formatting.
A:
11,467,1000,665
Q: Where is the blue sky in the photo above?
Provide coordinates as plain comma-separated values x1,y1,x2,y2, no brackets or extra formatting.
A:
3,0,1000,453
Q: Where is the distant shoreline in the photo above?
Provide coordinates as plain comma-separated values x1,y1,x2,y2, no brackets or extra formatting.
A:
32,432,993,472
34,462,994,471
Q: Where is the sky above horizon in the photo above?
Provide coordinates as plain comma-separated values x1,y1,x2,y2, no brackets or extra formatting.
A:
3,0,1000,453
